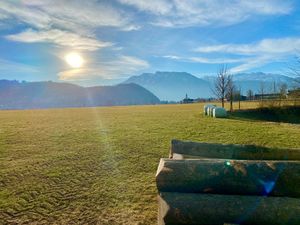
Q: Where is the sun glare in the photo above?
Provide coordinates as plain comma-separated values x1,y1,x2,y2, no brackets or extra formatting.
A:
65,52,84,68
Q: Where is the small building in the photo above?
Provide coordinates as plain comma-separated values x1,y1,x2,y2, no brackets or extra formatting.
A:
288,89,300,98
181,94,194,104
253,93,282,100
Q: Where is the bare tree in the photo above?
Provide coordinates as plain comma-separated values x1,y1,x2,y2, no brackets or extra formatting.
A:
247,89,253,100
272,81,277,94
259,82,265,107
267,80,277,108
237,86,242,110
213,65,231,108
278,83,288,106
287,56,300,102
279,83,288,96
226,76,235,112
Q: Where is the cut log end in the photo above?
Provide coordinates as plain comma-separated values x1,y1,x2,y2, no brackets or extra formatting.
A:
156,158,166,178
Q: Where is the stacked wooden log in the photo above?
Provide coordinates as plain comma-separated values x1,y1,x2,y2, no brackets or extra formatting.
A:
156,140,300,225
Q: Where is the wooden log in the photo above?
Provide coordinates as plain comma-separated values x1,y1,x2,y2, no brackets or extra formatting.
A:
156,158,300,197
170,139,300,160
158,192,300,225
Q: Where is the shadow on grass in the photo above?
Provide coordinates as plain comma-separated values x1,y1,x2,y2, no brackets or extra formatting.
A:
229,106,300,124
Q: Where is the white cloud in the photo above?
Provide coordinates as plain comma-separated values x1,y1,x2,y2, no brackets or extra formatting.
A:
0,13,9,20
0,0,136,50
6,29,113,51
58,55,149,81
162,55,245,64
163,37,300,72
121,24,141,31
189,57,244,64
118,0,172,15
194,37,300,72
0,58,39,75
163,55,182,60
0,0,133,32
118,0,292,27
240,1,292,15
229,56,274,73
0,2,51,29
195,37,300,55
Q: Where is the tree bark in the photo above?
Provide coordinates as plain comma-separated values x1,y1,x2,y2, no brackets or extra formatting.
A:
156,158,300,197
170,139,300,160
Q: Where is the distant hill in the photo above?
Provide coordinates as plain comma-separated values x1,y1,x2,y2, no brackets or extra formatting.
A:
0,80,160,109
124,71,297,101
123,71,211,101
1,72,296,109
233,72,296,93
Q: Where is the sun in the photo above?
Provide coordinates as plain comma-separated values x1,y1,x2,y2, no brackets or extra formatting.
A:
65,52,84,68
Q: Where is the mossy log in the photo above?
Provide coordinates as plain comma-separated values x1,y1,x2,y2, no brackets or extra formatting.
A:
158,192,300,225
170,139,300,160
156,158,300,197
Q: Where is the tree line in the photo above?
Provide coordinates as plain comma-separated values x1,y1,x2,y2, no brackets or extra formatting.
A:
213,61,300,111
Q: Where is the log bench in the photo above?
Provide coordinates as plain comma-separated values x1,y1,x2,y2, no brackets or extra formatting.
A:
156,140,300,225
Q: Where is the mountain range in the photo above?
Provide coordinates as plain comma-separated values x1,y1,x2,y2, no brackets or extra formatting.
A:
0,71,298,109
124,71,211,101
232,72,296,93
124,71,297,101
0,80,160,110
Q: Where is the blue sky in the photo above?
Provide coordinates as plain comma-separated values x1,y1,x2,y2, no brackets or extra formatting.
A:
0,0,300,86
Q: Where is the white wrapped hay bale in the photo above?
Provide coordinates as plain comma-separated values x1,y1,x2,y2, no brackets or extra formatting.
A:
213,107,227,118
203,104,214,115
209,105,216,117
206,106,210,116
203,105,208,115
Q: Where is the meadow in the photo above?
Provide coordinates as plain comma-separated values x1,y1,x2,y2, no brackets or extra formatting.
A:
1,102,300,224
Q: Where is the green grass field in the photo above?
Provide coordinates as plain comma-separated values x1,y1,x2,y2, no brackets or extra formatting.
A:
1,102,300,224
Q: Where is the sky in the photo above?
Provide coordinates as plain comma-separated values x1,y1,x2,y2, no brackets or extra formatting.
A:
0,0,300,86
